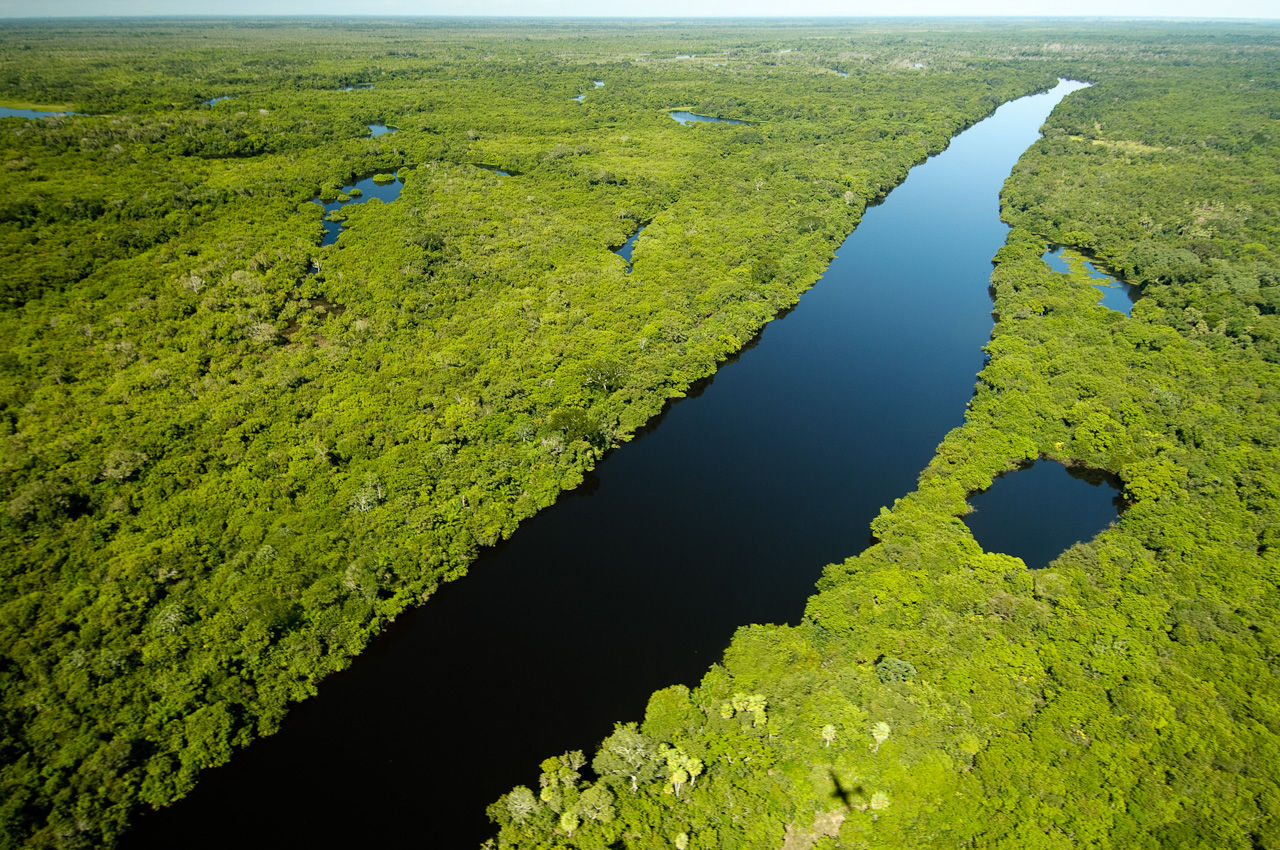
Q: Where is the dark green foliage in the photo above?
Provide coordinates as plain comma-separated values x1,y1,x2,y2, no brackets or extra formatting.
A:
874,657,917,684
546,408,604,447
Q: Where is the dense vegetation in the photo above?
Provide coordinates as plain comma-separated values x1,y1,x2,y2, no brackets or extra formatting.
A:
2,18,1278,850
0,18,1074,849
484,23,1280,850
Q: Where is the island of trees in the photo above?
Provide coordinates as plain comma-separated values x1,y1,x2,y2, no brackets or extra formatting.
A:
0,17,1277,850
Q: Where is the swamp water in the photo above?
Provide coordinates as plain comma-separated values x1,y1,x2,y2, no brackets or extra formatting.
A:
1043,245,1140,315
317,174,404,247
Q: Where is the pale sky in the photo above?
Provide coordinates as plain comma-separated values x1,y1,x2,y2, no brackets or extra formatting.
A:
1,0,1277,18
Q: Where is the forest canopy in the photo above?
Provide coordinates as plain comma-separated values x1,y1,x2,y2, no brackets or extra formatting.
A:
0,16,1277,850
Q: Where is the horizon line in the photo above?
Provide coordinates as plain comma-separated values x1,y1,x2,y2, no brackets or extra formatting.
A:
2,13,1279,20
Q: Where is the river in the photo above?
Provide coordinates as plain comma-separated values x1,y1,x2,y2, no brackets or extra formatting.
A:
123,79,1098,850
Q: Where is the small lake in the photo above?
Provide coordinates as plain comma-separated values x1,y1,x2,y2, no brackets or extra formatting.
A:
315,174,404,246
368,123,396,137
202,96,233,106
612,225,645,272
669,110,751,125
963,460,1122,569
1043,245,1139,315
123,80,1091,850
0,106,75,119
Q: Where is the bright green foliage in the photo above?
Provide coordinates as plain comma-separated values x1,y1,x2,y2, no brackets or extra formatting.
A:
723,693,769,728
658,744,704,796
593,722,662,794
505,786,539,824
869,722,892,754
3,16,1279,850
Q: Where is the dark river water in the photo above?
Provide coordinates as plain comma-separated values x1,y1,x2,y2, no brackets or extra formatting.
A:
123,79,1104,850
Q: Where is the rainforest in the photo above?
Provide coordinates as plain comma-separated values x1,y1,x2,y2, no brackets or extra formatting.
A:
0,16,1278,850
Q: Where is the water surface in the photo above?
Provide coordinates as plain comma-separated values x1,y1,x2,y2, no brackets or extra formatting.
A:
1043,245,1138,314
670,110,751,125
0,106,73,118
613,225,645,272
964,461,1122,568
315,174,404,246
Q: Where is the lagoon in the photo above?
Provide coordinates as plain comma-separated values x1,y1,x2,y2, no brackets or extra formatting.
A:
315,174,404,247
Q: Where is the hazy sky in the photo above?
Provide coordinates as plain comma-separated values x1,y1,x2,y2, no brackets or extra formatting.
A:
1,0,1277,18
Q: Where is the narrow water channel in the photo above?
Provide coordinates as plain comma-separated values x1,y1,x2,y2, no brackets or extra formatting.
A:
669,110,751,125
1043,244,1140,314
0,106,76,118
123,79,1087,850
